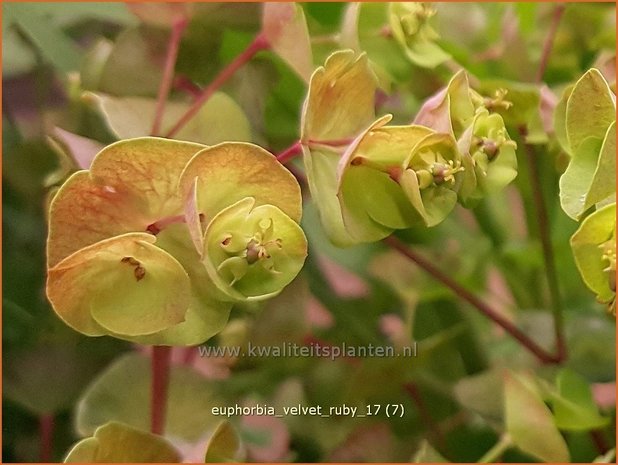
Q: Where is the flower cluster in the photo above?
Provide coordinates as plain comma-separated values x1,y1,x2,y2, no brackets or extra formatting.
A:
46,138,307,345
301,50,517,246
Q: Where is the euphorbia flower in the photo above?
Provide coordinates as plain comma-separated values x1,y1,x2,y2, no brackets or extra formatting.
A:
414,70,517,206
337,116,468,241
177,142,306,302
47,138,306,345
458,108,517,206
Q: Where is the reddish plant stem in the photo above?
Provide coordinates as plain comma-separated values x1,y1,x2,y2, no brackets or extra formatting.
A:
173,75,202,98
151,17,189,136
183,346,197,366
519,127,567,362
39,414,54,462
383,236,563,364
151,345,172,435
404,382,444,447
276,141,302,164
535,3,566,83
590,429,610,456
165,33,270,138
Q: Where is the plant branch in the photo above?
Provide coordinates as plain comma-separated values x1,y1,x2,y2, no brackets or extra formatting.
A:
39,414,54,462
165,33,270,138
535,3,566,83
276,141,302,164
383,236,563,364
478,433,512,463
151,345,172,435
518,127,567,362
151,17,189,136
404,382,444,447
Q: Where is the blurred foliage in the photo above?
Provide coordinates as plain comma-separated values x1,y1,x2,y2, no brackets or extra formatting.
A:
2,2,616,463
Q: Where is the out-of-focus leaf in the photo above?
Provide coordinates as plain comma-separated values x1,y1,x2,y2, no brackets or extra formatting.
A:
49,127,104,170
81,28,168,97
2,28,37,77
262,3,313,82
76,353,225,441
4,340,121,415
64,421,180,462
412,440,449,463
204,421,241,462
594,448,616,463
4,3,82,73
504,371,570,462
454,369,504,423
84,92,252,144
127,3,193,28
548,369,609,431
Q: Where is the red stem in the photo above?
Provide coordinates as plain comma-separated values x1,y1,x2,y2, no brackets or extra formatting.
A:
519,127,567,362
404,383,444,447
535,4,566,83
151,345,172,435
276,141,302,164
383,236,564,364
39,414,54,462
182,346,196,366
165,33,270,138
151,17,189,136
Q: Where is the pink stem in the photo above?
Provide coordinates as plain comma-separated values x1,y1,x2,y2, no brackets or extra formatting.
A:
39,414,54,462
151,17,189,136
165,32,270,138
276,141,302,164
151,346,172,435
383,235,564,364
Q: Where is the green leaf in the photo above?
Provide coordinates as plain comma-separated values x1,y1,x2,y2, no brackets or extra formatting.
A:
84,92,252,145
412,440,449,463
559,136,603,220
504,371,570,462
64,421,180,462
553,85,573,155
594,448,616,463
4,341,120,415
4,3,82,73
454,369,504,423
565,69,615,155
570,202,616,304
586,122,616,211
76,353,225,442
204,421,241,462
81,28,168,97
549,369,609,431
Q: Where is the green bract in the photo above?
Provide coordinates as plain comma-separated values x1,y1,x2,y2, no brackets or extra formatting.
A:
301,50,378,247
46,138,306,345
302,51,517,246
570,203,616,312
557,69,616,220
337,116,468,240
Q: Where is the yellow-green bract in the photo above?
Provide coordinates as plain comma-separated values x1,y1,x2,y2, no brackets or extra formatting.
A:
46,138,307,345
301,51,517,246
